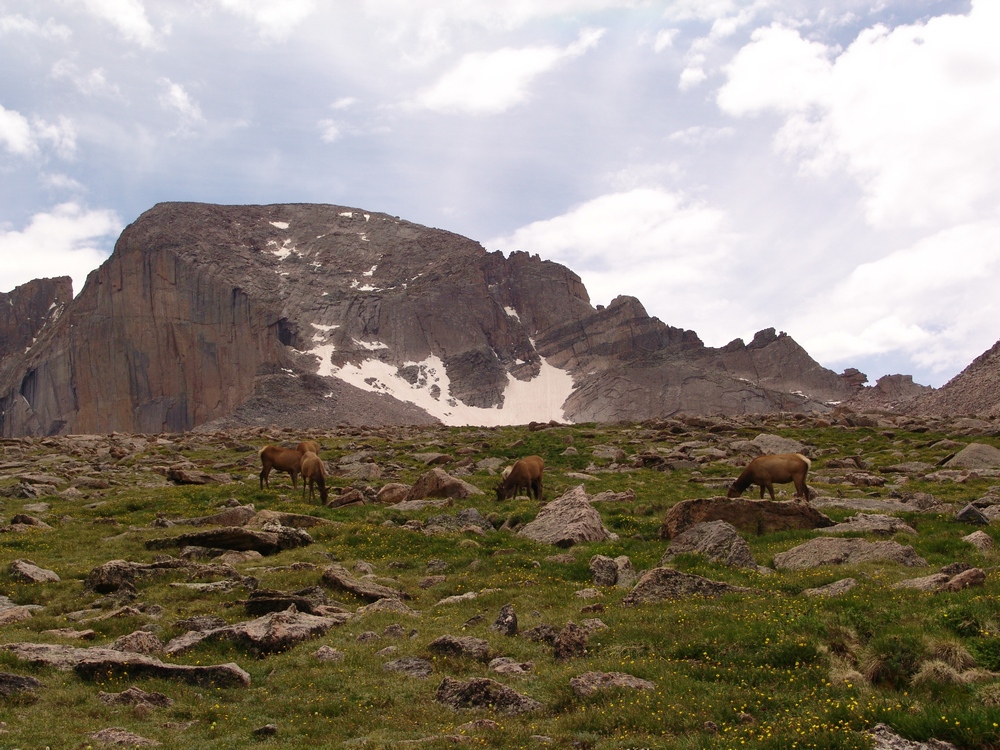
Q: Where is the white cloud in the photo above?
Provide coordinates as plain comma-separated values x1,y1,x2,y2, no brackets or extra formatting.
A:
414,28,604,114
678,65,707,90
718,1,1000,229
158,79,204,126
51,61,121,96
651,28,679,52
0,14,72,39
0,104,33,155
214,0,316,42
0,203,122,296
79,0,156,47
318,119,340,143
795,220,1000,377
489,187,743,341
0,104,76,158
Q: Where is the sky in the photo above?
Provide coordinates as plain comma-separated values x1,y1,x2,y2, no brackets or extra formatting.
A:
0,0,996,389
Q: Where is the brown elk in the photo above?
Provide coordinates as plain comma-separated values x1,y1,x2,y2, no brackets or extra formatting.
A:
495,455,544,501
727,453,811,501
296,440,320,456
300,451,328,503
259,445,304,489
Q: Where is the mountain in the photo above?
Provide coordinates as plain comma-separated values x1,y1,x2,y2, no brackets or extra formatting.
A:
0,277,72,363
911,339,1000,417
0,202,866,437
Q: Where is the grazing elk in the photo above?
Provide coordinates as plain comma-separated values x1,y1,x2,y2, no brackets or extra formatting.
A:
300,451,328,504
495,455,544,501
727,453,811,501
296,440,320,456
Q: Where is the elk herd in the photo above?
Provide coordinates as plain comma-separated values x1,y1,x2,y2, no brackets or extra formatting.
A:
258,437,812,507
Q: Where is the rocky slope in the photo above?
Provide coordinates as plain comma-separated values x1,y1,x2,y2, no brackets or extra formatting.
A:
0,202,868,436
913,339,1000,417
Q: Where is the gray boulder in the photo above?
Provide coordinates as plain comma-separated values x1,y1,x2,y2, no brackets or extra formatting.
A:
817,514,917,536
569,671,656,697
435,677,541,715
660,520,757,569
517,485,616,547
945,443,1000,470
774,538,927,570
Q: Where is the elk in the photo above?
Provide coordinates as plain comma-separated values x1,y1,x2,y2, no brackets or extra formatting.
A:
296,440,320,456
300,451,328,503
727,453,811,501
495,455,544,501
259,445,304,489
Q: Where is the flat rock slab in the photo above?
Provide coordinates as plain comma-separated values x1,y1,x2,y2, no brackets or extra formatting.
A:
894,567,986,592
659,520,757,569
569,671,656,697
321,563,411,602
518,485,617,547
1,643,250,687
802,578,858,597
773,538,927,570
810,496,943,514
621,567,756,607
383,656,434,679
817,514,917,536
165,608,350,656
435,677,541,715
660,496,833,539
89,727,161,747
145,525,313,555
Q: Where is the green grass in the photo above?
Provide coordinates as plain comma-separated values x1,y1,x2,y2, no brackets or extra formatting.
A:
2,420,1000,748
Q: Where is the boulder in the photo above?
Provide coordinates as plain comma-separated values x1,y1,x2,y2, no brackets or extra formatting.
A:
569,671,656,697
145,524,313,555
375,483,411,504
8,559,60,583
384,657,434,679
589,555,619,587
427,635,491,661
165,608,350,656
659,520,757,569
802,578,858,597
491,604,518,636
621,567,755,607
435,677,541,715
98,686,173,708
945,443,1000,470
773,538,927,570
955,503,990,525
489,657,534,675
517,485,617,547
88,728,160,747
0,671,43,697
750,434,806,456
660,496,833,539
407,468,483,502
109,631,165,655
554,622,588,660
816,514,917,536
963,530,993,551
321,563,410,602
1,642,250,686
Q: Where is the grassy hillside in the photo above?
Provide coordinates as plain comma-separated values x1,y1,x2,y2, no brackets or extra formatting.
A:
2,416,1000,749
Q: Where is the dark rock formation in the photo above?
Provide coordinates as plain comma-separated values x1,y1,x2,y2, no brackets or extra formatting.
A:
435,677,541,714
915,338,1000,417
621,567,755,606
659,520,758,569
660,496,833,539
0,203,867,435
0,277,72,362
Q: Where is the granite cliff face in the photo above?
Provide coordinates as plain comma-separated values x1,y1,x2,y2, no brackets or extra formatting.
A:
910,339,1000,417
0,277,72,363
0,202,866,436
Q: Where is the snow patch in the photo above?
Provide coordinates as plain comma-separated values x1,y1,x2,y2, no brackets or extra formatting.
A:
362,265,377,277
270,221,289,230
504,306,520,321
353,338,388,351
267,239,299,260
325,353,574,427
339,211,353,218
350,279,380,291
309,346,338,376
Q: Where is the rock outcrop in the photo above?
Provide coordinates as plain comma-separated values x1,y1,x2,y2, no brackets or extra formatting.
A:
0,203,867,436
0,277,72,363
